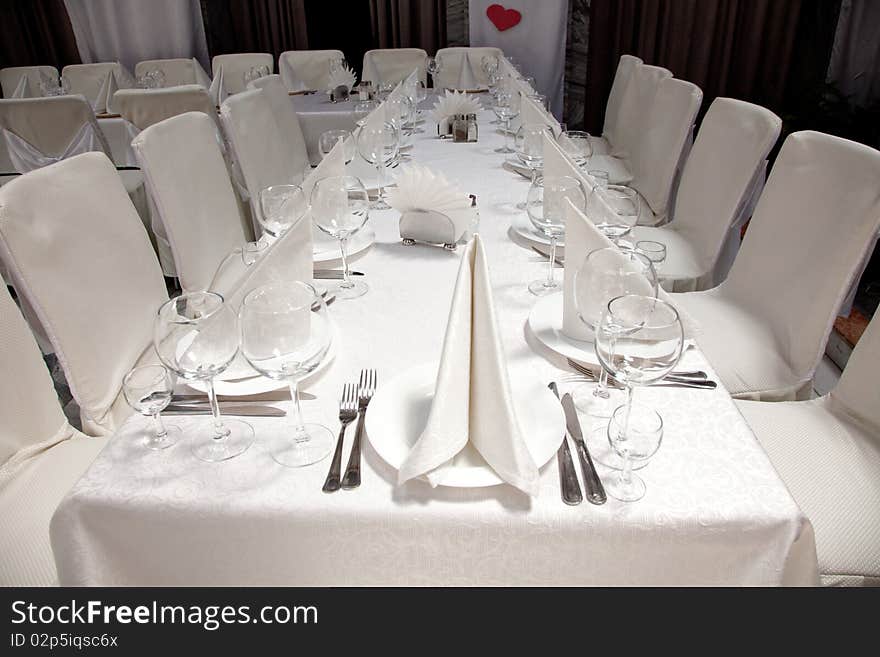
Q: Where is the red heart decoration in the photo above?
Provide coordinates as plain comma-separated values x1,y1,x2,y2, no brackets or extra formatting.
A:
487,4,522,32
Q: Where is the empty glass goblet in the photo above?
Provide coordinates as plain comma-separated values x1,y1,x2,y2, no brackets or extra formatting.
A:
353,100,378,127
636,240,667,273
122,364,181,450
155,292,254,462
356,121,399,209
515,123,548,171
588,169,610,189
559,130,593,168
606,403,663,502
240,282,333,467
319,129,355,164
241,238,269,266
311,175,370,299
258,184,307,238
426,56,440,87
492,92,520,154
526,175,586,296
589,184,639,245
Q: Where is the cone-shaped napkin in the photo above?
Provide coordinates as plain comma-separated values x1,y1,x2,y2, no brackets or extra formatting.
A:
519,92,559,135
302,136,346,200
11,75,30,98
398,235,540,495
456,53,478,91
93,71,118,113
209,67,227,106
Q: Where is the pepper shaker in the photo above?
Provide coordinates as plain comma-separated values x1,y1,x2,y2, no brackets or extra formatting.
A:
466,113,478,142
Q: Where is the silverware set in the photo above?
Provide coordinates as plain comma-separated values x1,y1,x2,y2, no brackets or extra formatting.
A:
549,381,606,506
324,368,377,492
566,359,717,390
165,393,287,417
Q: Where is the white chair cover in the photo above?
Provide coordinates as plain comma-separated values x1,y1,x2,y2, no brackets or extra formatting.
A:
212,53,273,94
134,58,209,88
113,85,217,131
362,48,427,86
133,112,250,293
609,62,671,160
434,47,503,89
0,284,107,586
0,66,58,98
245,74,309,177
279,50,344,92
673,131,880,401
61,62,133,104
591,54,642,156
737,311,880,585
631,97,782,292
0,152,168,435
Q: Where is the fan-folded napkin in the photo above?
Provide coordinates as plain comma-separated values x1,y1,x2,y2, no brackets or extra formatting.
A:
397,235,540,495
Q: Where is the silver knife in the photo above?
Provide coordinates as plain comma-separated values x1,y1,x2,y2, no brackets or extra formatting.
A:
313,269,364,279
164,404,285,417
549,383,582,505
560,393,607,505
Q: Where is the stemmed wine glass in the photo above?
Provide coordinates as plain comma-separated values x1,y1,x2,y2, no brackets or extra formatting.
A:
258,184,307,238
426,56,440,88
319,129,355,164
636,240,667,275
240,282,334,467
593,294,684,501
155,292,254,462
589,184,640,246
526,175,586,296
352,100,378,128
356,121,399,210
481,54,499,79
122,364,181,450
572,247,657,418
493,91,520,154
311,175,371,299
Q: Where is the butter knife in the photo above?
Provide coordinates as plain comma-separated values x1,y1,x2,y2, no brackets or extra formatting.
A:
313,269,364,279
560,393,607,505
548,383,582,505
164,404,285,417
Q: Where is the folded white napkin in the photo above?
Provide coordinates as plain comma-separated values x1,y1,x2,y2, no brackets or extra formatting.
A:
428,90,481,126
93,71,118,113
302,136,346,201
193,58,212,88
387,164,473,244
456,53,478,90
209,67,227,106
543,132,599,192
11,75,30,99
398,235,540,495
519,92,559,135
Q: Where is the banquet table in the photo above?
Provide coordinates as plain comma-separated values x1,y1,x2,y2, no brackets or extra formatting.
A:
50,104,819,586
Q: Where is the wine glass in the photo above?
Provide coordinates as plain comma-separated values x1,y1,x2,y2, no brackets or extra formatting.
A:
588,169,609,189
515,123,548,171
527,92,548,110
240,282,334,467
606,403,663,502
258,184,307,238
122,364,181,450
526,175,586,296
492,91,520,154
559,130,593,168
353,100,378,127
155,292,254,462
593,294,684,501
310,175,370,299
481,54,499,79
636,240,667,274
572,247,657,418
426,56,440,88
241,239,269,266
356,121,399,209
589,184,640,245
319,129,355,164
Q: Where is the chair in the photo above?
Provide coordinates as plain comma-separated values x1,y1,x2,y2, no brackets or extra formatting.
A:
279,49,344,92
0,283,107,586
246,74,310,170
0,66,58,98
212,53,273,94
132,112,250,293
631,97,782,292
737,310,880,585
362,48,427,86
671,131,880,401
61,62,133,103
134,58,210,88
589,54,642,156
0,152,168,436
433,47,503,89
113,85,217,132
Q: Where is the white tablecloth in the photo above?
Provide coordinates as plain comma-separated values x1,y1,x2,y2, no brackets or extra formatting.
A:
50,109,818,586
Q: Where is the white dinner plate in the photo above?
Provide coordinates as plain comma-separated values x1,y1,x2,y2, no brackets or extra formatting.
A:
366,362,565,488
510,212,566,249
527,293,599,367
313,226,375,264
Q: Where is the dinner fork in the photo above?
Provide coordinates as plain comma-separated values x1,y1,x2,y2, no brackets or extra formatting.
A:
322,383,359,493
566,358,715,387
341,369,377,489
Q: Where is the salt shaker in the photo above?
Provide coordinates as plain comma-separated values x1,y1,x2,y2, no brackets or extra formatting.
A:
466,113,478,142
452,114,468,142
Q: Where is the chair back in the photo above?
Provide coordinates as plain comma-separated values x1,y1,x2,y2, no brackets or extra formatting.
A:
434,47,502,88
212,53,273,94
612,62,671,159
0,66,58,98
833,310,880,431
602,54,642,147
114,85,216,131
134,58,208,87
362,48,427,86
61,62,132,101
245,74,309,172
279,50,344,91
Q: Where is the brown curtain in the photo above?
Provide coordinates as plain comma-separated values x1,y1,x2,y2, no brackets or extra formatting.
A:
201,0,309,61
584,0,808,132
368,0,447,53
0,0,81,70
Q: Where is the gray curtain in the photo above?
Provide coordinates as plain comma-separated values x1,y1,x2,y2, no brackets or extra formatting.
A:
826,0,880,107
369,0,447,53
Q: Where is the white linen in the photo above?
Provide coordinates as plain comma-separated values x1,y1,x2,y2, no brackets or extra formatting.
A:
362,49,427,87
211,53,273,94
597,55,643,155
455,53,478,90
518,91,559,134
672,131,880,400
61,62,132,104
208,67,227,107
92,71,119,114
398,236,540,494
11,76,30,99
279,50,345,92
113,85,216,131
0,66,58,98
133,57,207,88
50,111,815,586
434,47,503,89
611,63,671,159
246,75,310,171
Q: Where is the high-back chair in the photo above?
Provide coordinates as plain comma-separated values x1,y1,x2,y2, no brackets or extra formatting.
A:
0,283,107,586
113,85,217,132
362,48,427,87
279,49,344,92
433,47,503,89
737,309,880,585
212,53,274,94
0,66,58,98
0,96,111,173
590,54,642,156
0,152,168,435
246,74,310,170
134,58,210,88
133,111,250,293
61,62,132,102
631,97,782,292
672,131,880,401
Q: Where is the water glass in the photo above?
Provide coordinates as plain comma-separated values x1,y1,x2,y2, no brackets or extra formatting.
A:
319,129,355,164
258,185,307,237
636,240,667,271
605,403,663,502
122,365,181,450
560,130,593,167
356,121,399,209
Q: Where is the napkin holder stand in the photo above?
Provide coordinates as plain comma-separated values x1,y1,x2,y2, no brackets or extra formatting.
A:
399,208,472,251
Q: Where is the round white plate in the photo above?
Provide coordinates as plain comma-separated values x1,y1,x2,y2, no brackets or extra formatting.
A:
366,362,565,488
510,212,566,249
527,293,599,367
313,226,375,264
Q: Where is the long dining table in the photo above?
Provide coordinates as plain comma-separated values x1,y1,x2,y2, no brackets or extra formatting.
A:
49,101,819,586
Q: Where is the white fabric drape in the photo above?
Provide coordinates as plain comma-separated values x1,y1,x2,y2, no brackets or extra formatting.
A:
63,0,210,74
1,124,105,173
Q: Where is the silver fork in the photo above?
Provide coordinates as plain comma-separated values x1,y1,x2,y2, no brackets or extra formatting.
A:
566,359,715,387
322,383,359,493
341,369,377,490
